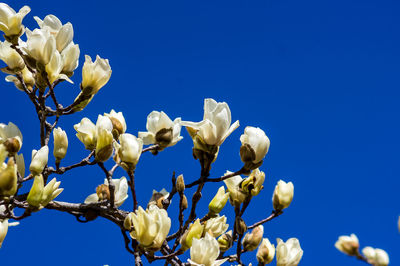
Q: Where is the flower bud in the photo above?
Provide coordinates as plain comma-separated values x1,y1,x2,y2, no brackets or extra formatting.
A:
61,43,79,76
242,225,264,251
240,126,270,171
334,234,359,256
96,184,110,201
272,180,294,211
104,110,127,138
257,238,275,265
117,133,143,171
95,128,113,162
362,247,389,266
29,146,49,175
223,171,247,207
235,216,247,235
208,186,229,215
0,158,17,197
74,117,97,150
218,230,233,252
27,174,44,207
53,127,68,162
81,55,112,96
176,174,185,193
180,219,204,250
181,195,188,209
241,168,265,196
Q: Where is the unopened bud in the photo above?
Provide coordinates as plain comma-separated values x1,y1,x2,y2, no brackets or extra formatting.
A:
180,219,204,250
272,180,294,211
242,225,264,251
176,174,185,192
218,230,233,252
208,186,229,215
29,145,49,175
27,174,44,207
3,137,21,155
181,195,188,209
0,158,17,197
96,184,110,201
335,234,359,256
53,127,68,162
235,216,247,235
256,238,275,265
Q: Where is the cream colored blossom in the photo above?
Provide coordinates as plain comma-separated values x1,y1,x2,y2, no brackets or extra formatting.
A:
242,225,264,252
27,175,63,208
45,50,72,84
24,28,56,65
241,168,265,196
362,247,389,266
124,205,171,250
53,127,68,161
5,67,35,91
204,215,229,238
240,126,270,169
85,176,128,207
257,238,275,265
182,98,239,152
334,234,359,256
272,180,294,211
0,122,22,153
188,233,227,266
223,171,247,207
81,55,111,95
74,117,97,150
105,109,127,137
61,42,79,75
0,41,24,71
34,14,73,52
116,133,143,171
0,3,30,38
180,219,204,250
138,111,182,148
276,238,303,266
29,145,49,175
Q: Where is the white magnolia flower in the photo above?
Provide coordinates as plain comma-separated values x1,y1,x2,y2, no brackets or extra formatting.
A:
81,55,112,95
0,122,23,153
223,171,246,207
74,117,97,150
27,175,63,208
29,145,49,175
335,234,359,256
85,176,128,207
124,205,171,250
24,28,56,65
94,115,114,162
0,41,24,71
204,215,229,238
117,133,143,170
182,98,239,149
45,50,73,84
257,238,276,265
272,180,294,211
5,67,35,91
41,177,63,206
138,111,182,148
61,42,79,74
105,109,127,136
208,186,229,214
242,225,264,252
0,3,30,37
240,126,270,165
180,219,204,250
362,247,389,266
34,14,73,52
276,238,303,266
53,127,68,161
188,233,228,266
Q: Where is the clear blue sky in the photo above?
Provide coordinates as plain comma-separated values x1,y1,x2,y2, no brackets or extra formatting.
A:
2,0,400,265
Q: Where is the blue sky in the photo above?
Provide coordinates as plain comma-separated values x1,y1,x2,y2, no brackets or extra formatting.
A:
1,0,400,265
